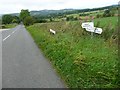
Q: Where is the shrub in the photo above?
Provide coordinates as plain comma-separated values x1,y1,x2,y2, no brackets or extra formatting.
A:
102,24,114,40
23,16,35,26
2,15,13,24
96,14,101,18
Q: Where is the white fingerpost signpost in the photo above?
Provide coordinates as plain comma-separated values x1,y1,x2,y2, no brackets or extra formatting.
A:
94,28,102,34
81,21,102,38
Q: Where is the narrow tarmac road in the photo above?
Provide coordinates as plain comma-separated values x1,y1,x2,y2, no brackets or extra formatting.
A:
2,25,65,88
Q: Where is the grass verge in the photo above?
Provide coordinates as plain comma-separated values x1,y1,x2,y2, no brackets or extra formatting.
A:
2,23,17,29
27,19,119,88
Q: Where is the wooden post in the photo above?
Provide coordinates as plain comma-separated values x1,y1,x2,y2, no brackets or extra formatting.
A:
91,17,94,39
91,32,93,39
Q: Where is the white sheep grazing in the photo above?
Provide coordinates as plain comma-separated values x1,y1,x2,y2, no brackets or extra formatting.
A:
50,29,56,35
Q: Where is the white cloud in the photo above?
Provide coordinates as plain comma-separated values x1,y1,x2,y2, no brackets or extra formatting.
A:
0,0,119,14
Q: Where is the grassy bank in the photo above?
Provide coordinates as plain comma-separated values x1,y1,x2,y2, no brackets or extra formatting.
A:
2,23,17,29
27,17,119,88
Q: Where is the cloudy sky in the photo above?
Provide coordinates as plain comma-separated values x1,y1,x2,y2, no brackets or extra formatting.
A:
0,0,119,14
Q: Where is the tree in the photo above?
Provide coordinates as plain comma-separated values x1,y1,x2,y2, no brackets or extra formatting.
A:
12,19,17,23
50,18,53,22
23,16,34,26
19,9,35,26
19,9,30,21
66,16,78,21
74,17,78,20
35,19,47,23
2,15,13,24
103,9,111,17
2,14,20,24
12,16,20,24
66,16,74,21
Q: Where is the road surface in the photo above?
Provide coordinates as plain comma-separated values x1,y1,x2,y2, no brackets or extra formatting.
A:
2,25,65,88
0,29,2,89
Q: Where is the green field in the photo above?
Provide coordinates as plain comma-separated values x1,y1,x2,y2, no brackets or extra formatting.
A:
27,17,119,88
94,16,118,28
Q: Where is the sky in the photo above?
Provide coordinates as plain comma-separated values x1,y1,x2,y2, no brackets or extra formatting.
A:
0,0,119,14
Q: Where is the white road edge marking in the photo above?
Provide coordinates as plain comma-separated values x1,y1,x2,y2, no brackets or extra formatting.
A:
3,31,16,42
3,35,11,41
0,29,10,31
12,31,15,34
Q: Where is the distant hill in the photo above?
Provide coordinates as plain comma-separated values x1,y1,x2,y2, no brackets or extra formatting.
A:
11,13,19,16
3,4,118,17
30,9,76,16
30,4,118,16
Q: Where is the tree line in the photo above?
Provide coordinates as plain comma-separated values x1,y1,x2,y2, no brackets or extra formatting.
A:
2,15,20,24
2,9,35,26
2,6,118,26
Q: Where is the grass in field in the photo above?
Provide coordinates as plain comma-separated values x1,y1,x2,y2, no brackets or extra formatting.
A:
94,16,118,28
27,18,119,88
67,14,79,17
